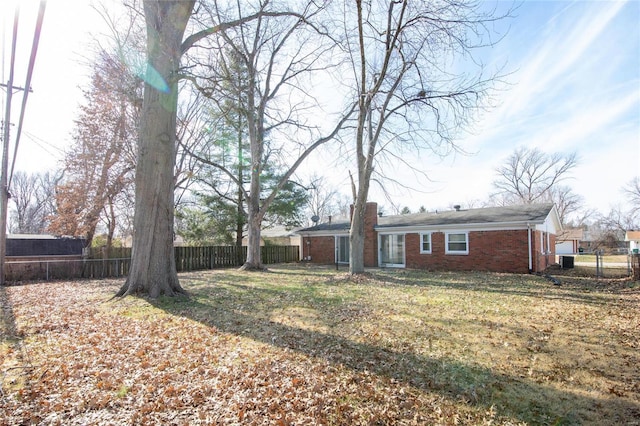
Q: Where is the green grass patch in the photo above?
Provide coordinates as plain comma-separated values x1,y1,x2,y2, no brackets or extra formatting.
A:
575,254,629,263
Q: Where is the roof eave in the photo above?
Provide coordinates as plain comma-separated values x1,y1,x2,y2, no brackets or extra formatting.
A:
375,220,546,233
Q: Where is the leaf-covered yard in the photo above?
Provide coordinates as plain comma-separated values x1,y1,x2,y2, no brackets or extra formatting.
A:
1,265,639,425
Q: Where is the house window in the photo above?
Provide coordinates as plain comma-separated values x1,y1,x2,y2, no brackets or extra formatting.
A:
336,235,349,264
446,232,468,254
420,233,431,254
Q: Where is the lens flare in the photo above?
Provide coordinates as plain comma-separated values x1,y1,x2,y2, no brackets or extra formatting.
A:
142,64,169,93
118,47,169,93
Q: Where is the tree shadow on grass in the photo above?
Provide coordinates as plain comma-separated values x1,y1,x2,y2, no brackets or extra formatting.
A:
0,285,19,343
150,273,640,425
0,284,26,399
369,269,635,309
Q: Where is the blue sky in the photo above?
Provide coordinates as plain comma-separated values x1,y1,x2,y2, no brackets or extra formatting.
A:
2,0,639,219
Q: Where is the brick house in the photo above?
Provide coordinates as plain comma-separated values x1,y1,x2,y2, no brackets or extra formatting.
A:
297,202,561,274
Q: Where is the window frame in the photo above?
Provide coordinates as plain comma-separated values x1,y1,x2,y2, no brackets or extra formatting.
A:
419,232,432,254
445,231,469,255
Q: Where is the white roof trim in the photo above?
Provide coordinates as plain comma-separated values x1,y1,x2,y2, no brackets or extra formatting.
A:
299,231,350,237
376,220,543,233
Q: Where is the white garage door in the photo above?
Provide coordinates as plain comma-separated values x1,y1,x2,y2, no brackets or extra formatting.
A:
556,241,574,254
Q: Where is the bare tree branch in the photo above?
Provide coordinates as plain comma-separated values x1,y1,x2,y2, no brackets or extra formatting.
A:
492,146,578,205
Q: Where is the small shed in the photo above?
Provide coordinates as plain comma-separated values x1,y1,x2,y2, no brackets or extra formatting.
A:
6,234,87,257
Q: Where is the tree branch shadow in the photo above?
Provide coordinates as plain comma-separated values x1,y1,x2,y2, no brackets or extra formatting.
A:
150,271,640,424
0,285,19,342
0,284,26,398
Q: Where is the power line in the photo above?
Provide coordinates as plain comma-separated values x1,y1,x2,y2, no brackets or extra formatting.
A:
0,3,20,286
23,130,65,156
0,1,48,285
8,0,47,189
1,5,6,123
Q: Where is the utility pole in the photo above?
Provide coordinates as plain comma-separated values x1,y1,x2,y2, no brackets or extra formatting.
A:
0,113,11,286
0,86,27,286
1,1,45,285
0,7,20,286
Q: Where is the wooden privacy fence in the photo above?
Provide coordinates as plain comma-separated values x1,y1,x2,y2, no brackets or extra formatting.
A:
174,246,246,271
5,256,132,282
5,245,300,282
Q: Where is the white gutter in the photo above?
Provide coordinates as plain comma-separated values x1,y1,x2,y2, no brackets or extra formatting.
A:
297,230,350,237
527,223,533,272
374,220,545,233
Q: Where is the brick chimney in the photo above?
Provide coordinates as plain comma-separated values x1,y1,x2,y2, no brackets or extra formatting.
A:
350,202,378,226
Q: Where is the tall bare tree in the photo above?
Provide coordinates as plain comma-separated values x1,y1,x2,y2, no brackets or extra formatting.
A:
346,0,510,274
174,88,210,208
492,146,578,205
598,177,640,235
596,207,636,248
623,176,640,220
116,0,195,297
181,44,251,257
184,1,352,270
547,185,583,225
9,171,59,234
305,174,343,224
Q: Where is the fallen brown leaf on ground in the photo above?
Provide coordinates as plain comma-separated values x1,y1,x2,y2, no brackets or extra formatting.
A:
1,265,638,425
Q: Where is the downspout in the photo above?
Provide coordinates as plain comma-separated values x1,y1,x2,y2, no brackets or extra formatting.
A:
546,223,551,268
304,235,311,261
527,223,533,273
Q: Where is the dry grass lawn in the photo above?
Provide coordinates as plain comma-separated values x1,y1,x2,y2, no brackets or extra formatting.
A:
1,265,639,425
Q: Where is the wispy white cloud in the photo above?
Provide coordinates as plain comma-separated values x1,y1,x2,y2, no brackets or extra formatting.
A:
544,90,639,150
477,0,629,142
530,1,626,95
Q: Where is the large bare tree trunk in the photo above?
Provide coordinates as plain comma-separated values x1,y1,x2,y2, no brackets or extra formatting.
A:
235,187,244,265
349,168,373,274
348,0,372,275
243,211,264,270
235,120,245,265
345,0,507,274
241,165,265,270
349,213,366,274
117,1,194,298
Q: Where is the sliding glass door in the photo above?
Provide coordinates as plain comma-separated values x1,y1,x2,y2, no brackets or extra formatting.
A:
336,235,350,264
379,234,405,267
